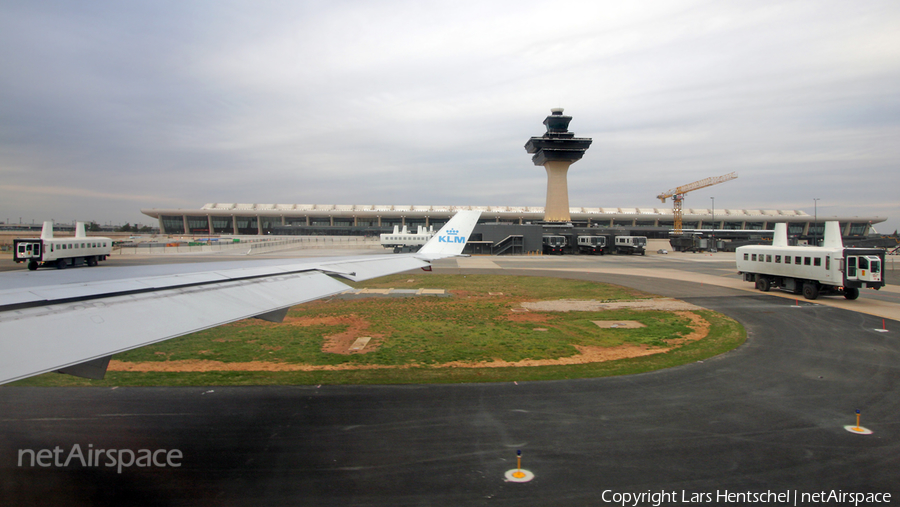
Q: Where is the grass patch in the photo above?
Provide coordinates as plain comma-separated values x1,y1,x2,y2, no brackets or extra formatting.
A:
7,275,745,387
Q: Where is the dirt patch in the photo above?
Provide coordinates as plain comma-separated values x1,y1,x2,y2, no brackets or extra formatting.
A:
278,314,383,354
505,311,552,323
668,311,709,346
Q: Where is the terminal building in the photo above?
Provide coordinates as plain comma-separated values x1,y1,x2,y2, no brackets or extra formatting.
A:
141,203,883,240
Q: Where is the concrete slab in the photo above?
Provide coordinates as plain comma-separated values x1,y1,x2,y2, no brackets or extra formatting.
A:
592,320,646,328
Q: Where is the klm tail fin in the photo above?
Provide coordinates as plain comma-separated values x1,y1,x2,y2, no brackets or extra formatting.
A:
822,221,843,248
772,223,788,247
416,210,481,259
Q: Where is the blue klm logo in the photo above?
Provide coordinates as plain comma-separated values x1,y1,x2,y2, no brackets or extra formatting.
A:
437,228,466,243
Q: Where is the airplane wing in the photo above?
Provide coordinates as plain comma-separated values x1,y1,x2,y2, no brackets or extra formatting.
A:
0,210,481,385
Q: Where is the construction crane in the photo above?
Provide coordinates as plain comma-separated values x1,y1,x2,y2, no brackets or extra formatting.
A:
657,172,738,234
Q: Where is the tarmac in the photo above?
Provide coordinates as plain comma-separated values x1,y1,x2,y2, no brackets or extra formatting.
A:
1,251,899,506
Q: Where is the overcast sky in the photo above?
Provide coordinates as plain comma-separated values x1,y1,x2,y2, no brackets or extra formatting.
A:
1,0,898,232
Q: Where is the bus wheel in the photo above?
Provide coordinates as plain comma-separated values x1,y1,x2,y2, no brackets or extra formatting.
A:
843,288,859,300
56,259,67,270
755,277,770,292
27,260,38,271
802,283,819,300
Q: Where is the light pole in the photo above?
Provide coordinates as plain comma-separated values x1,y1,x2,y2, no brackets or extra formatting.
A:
813,198,820,246
710,196,716,253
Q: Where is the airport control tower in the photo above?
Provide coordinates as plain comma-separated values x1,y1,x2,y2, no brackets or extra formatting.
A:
524,108,592,222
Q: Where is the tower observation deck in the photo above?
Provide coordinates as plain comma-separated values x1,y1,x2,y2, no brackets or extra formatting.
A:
524,108,592,222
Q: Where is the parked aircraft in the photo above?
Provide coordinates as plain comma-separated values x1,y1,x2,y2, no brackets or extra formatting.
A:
0,211,481,385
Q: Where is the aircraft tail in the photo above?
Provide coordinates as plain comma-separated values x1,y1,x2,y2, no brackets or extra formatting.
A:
822,221,843,248
75,222,87,238
772,223,788,247
40,221,54,240
416,210,481,259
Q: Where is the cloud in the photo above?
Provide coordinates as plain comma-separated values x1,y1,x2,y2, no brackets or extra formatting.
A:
0,184,184,204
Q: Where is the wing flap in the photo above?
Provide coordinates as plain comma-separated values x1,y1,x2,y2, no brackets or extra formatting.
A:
0,271,350,385
319,256,430,282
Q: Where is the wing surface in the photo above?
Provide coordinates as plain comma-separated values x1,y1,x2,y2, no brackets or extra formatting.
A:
0,211,480,384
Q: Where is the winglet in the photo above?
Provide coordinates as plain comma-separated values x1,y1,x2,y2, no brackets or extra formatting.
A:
40,221,54,240
772,223,788,247
415,210,481,259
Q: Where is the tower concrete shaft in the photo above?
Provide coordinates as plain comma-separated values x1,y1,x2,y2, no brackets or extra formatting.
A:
543,160,572,222
524,108,592,222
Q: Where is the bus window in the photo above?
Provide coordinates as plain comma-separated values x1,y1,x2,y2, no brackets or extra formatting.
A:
859,257,869,270
847,257,857,277
871,258,881,273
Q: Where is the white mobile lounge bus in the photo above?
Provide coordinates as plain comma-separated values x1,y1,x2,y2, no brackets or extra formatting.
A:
380,225,435,253
614,236,647,255
736,221,885,300
13,221,112,270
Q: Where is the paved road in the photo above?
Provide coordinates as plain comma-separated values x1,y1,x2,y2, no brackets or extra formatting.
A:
1,255,899,506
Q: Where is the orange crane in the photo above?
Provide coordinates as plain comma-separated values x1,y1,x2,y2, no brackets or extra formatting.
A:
657,172,738,234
